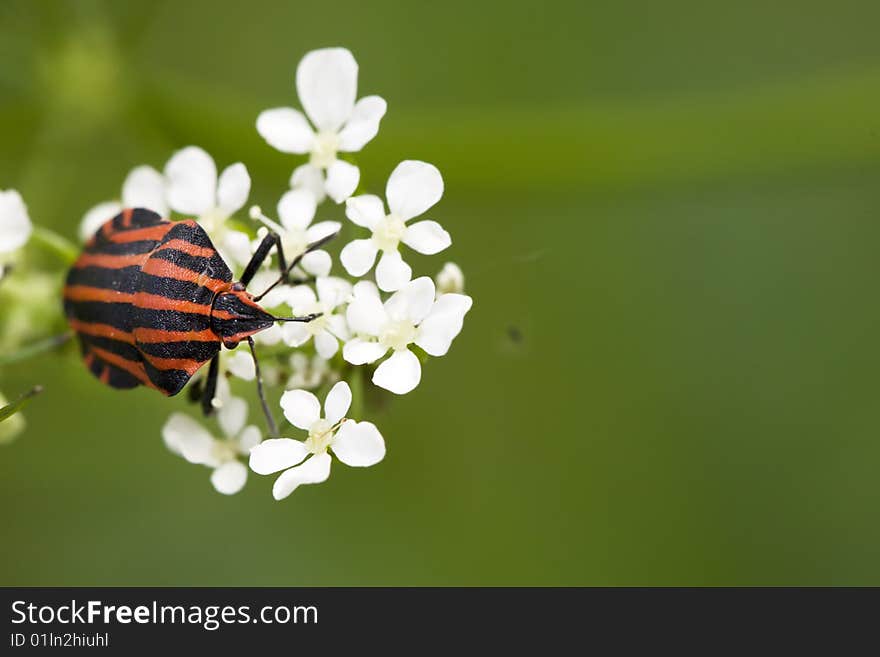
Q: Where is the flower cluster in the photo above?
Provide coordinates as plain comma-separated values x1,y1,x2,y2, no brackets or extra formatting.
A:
0,48,470,499
65,47,470,499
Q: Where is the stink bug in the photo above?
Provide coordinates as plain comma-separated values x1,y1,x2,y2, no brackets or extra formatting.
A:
63,207,332,434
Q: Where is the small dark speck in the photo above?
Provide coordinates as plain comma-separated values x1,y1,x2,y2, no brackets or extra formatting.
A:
507,326,523,344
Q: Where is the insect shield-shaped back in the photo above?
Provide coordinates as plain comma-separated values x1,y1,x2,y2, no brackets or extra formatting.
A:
211,284,276,349
64,208,236,396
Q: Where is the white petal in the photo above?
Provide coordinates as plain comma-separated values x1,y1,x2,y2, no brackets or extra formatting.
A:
121,165,167,215
214,376,232,406
372,349,421,395
79,201,121,242
221,230,253,267
296,47,358,132
342,338,388,365
352,280,380,301
324,380,352,424
164,146,218,215
284,283,318,309
256,107,315,154
332,421,385,467
301,249,331,277
337,95,387,152
316,276,351,307
225,349,256,381
346,293,387,336
402,220,451,255
254,323,283,346
161,413,215,465
326,314,350,341
277,188,317,231
218,396,248,438
280,321,310,347
345,194,385,230
211,461,248,495
0,190,32,253
314,330,339,359
162,412,204,455
385,160,444,221
249,438,309,474
384,276,436,323
272,453,332,500
290,163,326,204
237,425,262,454
305,220,341,243
279,389,321,430
324,159,360,203
415,293,473,356
340,238,378,277
375,250,412,292
217,163,251,216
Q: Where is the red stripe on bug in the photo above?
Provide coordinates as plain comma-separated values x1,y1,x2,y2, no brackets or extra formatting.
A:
133,327,219,344
106,224,174,244
154,239,218,259
74,252,149,270
65,285,217,317
140,258,231,291
133,292,215,316
88,346,158,390
140,352,204,374
67,319,136,344
64,285,135,304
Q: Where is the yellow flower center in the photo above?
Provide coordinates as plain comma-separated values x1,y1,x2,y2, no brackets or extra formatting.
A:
304,418,335,454
379,319,417,351
211,439,238,464
371,214,407,252
310,131,340,169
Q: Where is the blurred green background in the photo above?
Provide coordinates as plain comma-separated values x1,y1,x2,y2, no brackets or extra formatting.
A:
1,0,879,585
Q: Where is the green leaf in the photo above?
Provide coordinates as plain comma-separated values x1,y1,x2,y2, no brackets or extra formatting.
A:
0,386,43,423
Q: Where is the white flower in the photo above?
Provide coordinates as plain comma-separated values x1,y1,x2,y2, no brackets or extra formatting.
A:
79,165,168,241
280,277,351,358
164,146,253,268
0,190,32,261
343,277,472,394
249,381,385,500
162,381,261,495
340,160,450,292
225,349,256,382
435,262,464,296
256,47,387,204
249,190,340,278
286,352,335,390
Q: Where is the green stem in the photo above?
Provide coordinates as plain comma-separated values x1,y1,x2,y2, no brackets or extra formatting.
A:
347,366,364,420
0,332,72,367
0,385,43,423
31,226,78,266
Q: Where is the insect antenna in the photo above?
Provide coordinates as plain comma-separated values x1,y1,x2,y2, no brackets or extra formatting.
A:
247,337,279,438
253,231,339,303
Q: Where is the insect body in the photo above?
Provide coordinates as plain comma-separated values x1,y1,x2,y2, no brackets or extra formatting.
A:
63,208,324,421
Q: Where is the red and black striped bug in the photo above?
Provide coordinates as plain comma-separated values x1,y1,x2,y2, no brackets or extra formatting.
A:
63,207,334,434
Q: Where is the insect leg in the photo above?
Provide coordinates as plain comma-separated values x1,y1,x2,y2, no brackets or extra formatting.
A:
240,231,282,288
248,337,279,438
253,231,338,303
200,354,220,417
